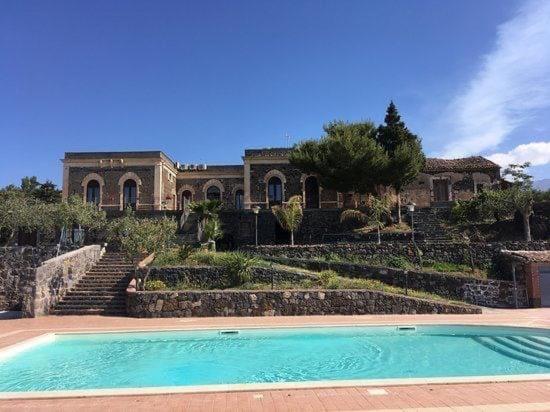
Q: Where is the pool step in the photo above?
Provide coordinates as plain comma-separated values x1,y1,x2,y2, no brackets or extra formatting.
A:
51,252,132,316
507,336,550,355
474,336,550,368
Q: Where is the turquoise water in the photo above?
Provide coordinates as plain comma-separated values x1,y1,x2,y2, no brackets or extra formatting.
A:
0,325,549,392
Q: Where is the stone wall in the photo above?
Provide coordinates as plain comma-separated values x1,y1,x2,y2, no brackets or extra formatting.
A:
148,265,315,288
242,241,550,273
218,209,345,247
21,245,103,317
257,256,529,308
127,289,480,318
0,246,57,311
177,176,244,208
67,165,156,211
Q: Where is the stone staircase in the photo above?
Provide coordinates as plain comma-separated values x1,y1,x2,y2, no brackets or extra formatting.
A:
411,206,455,242
51,252,132,316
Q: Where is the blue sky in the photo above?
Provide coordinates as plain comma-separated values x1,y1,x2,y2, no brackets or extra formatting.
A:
1,0,549,186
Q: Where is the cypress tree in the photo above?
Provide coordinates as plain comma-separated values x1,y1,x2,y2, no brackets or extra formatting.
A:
377,102,425,223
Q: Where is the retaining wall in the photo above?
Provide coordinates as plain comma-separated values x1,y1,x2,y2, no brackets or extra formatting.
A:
0,246,57,311
257,256,528,308
127,289,480,318
148,265,315,289
21,245,103,317
242,241,550,273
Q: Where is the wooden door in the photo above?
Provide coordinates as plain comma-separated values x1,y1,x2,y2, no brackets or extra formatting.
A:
433,180,449,202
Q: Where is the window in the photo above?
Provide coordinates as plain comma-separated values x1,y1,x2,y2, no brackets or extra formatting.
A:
181,190,192,210
86,180,100,205
268,176,283,206
235,189,244,210
206,185,221,201
123,179,137,209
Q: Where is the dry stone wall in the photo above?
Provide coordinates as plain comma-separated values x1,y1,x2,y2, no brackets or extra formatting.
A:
148,265,315,288
21,245,103,317
242,241,550,272
0,246,57,311
255,256,528,308
127,289,480,318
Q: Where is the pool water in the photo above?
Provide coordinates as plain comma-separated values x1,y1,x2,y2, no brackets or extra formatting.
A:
0,325,549,392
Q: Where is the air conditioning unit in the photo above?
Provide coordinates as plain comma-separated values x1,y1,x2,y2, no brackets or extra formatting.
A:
175,162,181,170
197,164,207,170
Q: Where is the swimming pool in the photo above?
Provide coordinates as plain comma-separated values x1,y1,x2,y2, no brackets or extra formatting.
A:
0,325,549,396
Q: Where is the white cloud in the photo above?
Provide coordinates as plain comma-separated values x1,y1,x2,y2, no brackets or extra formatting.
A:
487,141,550,167
442,0,550,158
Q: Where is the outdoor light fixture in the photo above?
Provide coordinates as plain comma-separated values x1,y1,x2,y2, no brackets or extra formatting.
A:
407,202,416,245
252,206,261,246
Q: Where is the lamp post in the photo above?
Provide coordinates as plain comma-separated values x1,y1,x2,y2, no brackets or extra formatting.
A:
252,206,260,246
406,202,416,243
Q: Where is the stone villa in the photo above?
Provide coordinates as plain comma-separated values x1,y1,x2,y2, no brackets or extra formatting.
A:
62,148,501,211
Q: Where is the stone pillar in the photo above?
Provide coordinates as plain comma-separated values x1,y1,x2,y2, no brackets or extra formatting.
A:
244,159,251,209
154,162,162,210
61,163,70,201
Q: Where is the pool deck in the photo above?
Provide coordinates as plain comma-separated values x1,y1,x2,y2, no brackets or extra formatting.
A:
0,308,549,411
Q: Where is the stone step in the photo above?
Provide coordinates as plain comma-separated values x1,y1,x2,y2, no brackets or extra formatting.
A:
60,297,126,305
65,291,126,298
70,287,126,293
77,282,129,287
54,302,126,310
77,279,128,283
51,308,127,316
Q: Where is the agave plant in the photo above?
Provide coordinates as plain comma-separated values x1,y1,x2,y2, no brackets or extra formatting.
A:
271,195,303,246
340,195,391,244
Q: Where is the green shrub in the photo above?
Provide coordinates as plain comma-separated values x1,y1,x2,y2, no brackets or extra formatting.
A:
325,277,341,289
319,270,339,289
385,255,412,269
300,279,315,289
190,250,220,266
146,280,167,291
217,252,257,286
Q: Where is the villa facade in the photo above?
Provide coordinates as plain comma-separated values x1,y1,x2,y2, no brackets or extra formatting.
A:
62,148,501,211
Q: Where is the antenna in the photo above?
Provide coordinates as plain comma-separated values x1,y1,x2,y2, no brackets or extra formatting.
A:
285,133,291,147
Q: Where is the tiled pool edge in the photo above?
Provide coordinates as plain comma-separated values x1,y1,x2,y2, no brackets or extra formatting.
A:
1,323,550,400
2,374,550,400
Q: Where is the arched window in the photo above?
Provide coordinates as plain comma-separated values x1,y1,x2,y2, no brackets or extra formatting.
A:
304,176,320,209
268,176,283,206
86,180,100,206
181,190,192,210
206,185,221,201
235,189,244,210
123,179,137,209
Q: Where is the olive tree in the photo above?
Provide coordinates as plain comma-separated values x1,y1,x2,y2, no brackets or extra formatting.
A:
0,190,53,245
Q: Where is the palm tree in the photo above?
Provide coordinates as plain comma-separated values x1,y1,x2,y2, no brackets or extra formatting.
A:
189,200,222,242
271,195,303,246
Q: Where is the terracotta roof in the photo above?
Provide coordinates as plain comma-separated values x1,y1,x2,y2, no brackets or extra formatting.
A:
244,148,292,157
424,156,499,173
502,250,550,263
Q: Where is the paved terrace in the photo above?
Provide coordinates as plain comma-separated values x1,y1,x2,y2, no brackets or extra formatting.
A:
0,309,549,411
